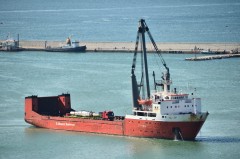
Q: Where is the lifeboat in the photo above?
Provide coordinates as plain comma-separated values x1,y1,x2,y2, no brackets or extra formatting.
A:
138,99,152,105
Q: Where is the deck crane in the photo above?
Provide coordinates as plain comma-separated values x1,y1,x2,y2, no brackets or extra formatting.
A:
131,19,171,109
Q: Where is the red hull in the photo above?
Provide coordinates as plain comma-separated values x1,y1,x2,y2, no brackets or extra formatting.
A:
25,95,207,140
124,118,205,140
25,114,204,140
26,113,124,135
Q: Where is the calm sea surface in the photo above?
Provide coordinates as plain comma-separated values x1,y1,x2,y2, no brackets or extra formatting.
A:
0,0,240,42
1,0,240,159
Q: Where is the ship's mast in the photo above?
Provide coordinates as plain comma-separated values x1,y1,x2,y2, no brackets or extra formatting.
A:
139,19,151,99
131,20,148,109
131,19,171,109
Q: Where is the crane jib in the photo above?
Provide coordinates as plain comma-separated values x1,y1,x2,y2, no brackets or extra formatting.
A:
131,19,170,75
131,19,171,109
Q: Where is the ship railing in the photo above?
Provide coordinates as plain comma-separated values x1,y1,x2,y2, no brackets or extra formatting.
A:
151,90,171,94
133,110,157,117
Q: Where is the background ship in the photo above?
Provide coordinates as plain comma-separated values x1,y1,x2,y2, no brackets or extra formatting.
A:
0,34,23,51
45,37,86,52
25,19,208,140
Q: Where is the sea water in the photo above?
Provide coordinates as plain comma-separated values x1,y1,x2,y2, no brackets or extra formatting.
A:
0,52,240,159
0,0,240,42
0,0,240,159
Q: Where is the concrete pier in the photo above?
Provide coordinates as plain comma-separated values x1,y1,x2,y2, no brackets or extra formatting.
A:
185,54,240,61
1,40,240,53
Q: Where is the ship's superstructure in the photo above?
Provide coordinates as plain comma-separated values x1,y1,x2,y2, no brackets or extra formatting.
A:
25,19,208,140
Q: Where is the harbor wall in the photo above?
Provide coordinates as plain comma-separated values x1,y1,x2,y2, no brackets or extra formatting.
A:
1,40,240,53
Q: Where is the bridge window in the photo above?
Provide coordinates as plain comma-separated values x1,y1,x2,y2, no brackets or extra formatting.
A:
137,112,144,116
149,113,156,117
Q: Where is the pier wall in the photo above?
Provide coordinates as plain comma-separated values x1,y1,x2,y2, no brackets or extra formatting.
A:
1,40,239,53
81,42,240,53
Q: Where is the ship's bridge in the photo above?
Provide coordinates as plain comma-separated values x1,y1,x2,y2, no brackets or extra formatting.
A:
150,91,201,115
151,91,189,103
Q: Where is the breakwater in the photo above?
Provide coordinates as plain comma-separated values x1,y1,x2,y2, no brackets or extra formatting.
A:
185,54,240,61
1,40,240,53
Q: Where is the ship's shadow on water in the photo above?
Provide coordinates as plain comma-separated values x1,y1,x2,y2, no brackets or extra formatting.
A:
195,136,240,143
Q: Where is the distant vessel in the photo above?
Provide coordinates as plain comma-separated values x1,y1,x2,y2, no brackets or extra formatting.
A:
201,49,217,54
0,34,23,51
45,37,86,52
25,19,208,140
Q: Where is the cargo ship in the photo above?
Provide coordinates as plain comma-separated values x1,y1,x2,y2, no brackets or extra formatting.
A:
25,19,209,140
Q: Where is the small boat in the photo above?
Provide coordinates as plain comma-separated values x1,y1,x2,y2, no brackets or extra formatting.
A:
45,37,86,52
201,49,217,54
0,34,23,51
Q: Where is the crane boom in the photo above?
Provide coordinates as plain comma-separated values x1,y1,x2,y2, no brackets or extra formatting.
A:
131,20,170,75
143,21,170,91
131,19,171,109
143,21,169,72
